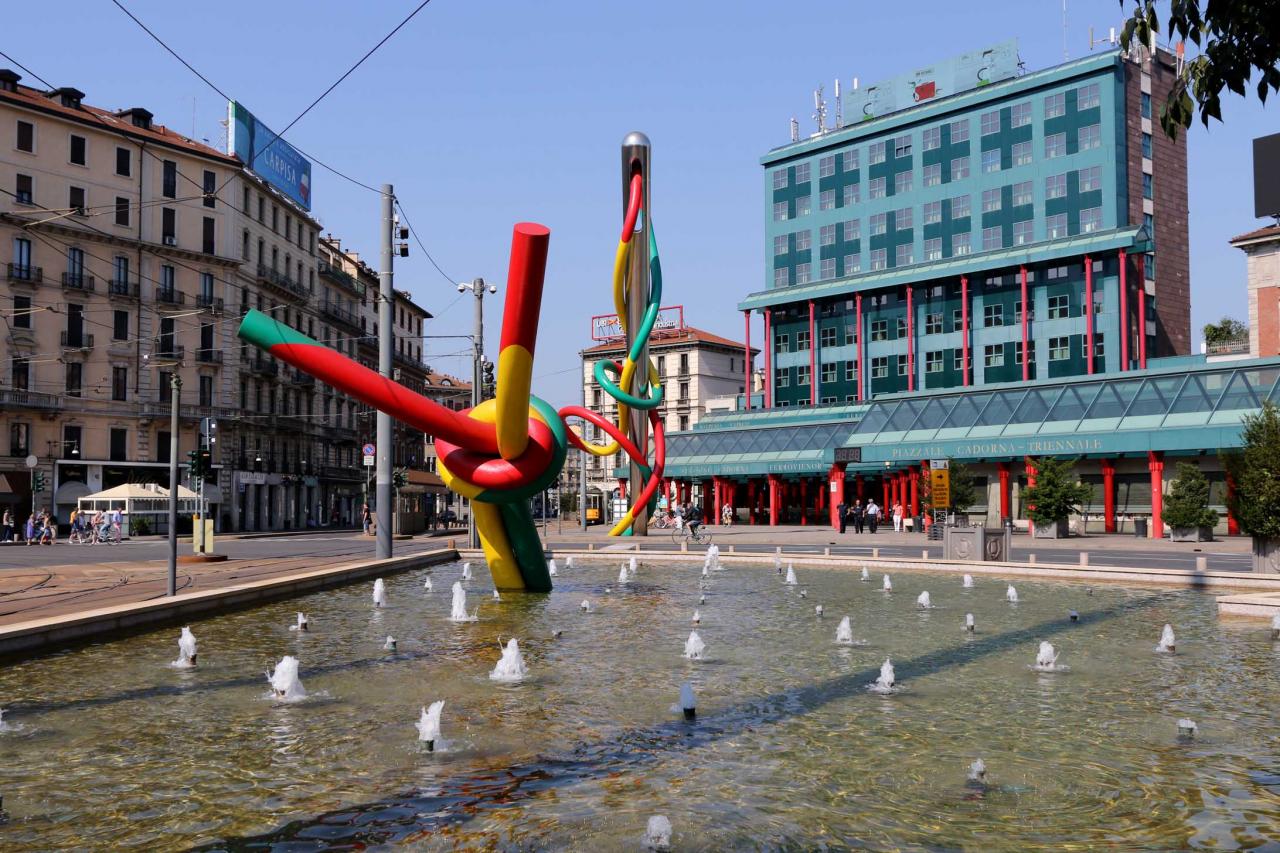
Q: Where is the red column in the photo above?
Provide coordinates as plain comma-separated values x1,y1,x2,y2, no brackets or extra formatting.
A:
747,479,758,525
883,475,891,509
1119,248,1129,371
1084,254,1095,374
800,478,809,525
743,310,752,410
817,476,826,512
910,466,919,516
763,309,773,408
768,474,780,526
856,474,865,499
1099,459,1116,533
1137,255,1147,369
701,479,713,511
856,294,864,402
712,477,723,526
1226,473,1240,535
961,275,971,386
1025,457,1038,536
617,478,628,499
997,461,1011,521
1020,264,1030,381
1148,450,1164,538
828,463,846,529
906,285,915,391
808,299,817,406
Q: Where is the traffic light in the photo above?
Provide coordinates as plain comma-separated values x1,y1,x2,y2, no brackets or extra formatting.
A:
32,470,45,493
481,359,495,400
198,448,212,480
187,449,199,478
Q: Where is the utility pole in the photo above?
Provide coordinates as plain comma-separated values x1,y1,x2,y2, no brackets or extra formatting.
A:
459,277,495,549
377,184,394,559
167,373,182,596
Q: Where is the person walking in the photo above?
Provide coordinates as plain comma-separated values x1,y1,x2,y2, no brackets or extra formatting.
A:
721,502,733,526
361,503,372,535
836,500,848,534
852,499,865,534
892,501,904,533
25,513,36,545
1,507,12,542
866,499,881,534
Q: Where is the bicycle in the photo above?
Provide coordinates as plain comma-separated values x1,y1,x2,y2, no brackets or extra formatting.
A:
652,512,674,530
91,523,120,545
69,525,92,545
671,523,712,547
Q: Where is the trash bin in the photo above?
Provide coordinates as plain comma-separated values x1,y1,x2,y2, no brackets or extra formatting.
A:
1134,517,1148,538
912,515,923,533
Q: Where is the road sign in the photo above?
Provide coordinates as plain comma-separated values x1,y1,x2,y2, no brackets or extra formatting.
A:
363,455,376,467
362,443,376,457
930,464,951,508
24,454,37,469
929,459,949,469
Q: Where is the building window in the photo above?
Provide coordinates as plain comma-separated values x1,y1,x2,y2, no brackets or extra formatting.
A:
162,160,177,198
954,350,965,370
1046,174,1067,199
1142,172,1153,199
794,331,810,352
1012,181,1033,207
16,120,34,152
950,155,970,181
982,226,1003,251
773,201,788,222
984,343,1004,367
819,155,836,178
871,357,888,379
1080,206,1103,233
1010,102,1032,127
981,149,1001,173
981,188,1002,213
1013,220,1034,246
821,363,837,383
66,362,83,397
795,230,811,251
15,173,32,204
773,169,788,190
868,177,886,199
925,312,943,335
112,196,129,227
820,326,838,348
893,134,912,157
1094,333,1106,357
894,170,913,194
952,232,971,256
775,332,789,353
69,185,85,215
1016,340,1037,365
1141,132,1152,159
924,237,942,261
773,235,789,256
1141,92,1152,118
110,365,128,401
870,248,887,271
842,219,859,241
1012,140,1032,166
843,253,860,275
679,415,689,431
115,146,131,176
922,127,941,151
1048,294,1069,319
203,217,215,254
869,141,886,164
795,195,811,217
1079,165,1102,192
199,375,214,407
794,163,810,183
895,206,913,229
951,194,970,219
794,262,811,284
984,304,1004,327
870,319,888,341
921,201,941,225
923,162,941,186
896,354,909,376
162,207,176,243
1077,82,1100,109
113,309,129,340
845,360,856,380
1049,336,1070,361
776,370,789,388
774,267,789,287
895,244,914,266
870,213,887,236
1046,212,1068,239
203,170,216,208
949,119,969,142
1015,300,1034,323
819,189,835,210
980,110,1001,136
820,257,836,280
1078,123,1101,150
842,149,858,171
841,183,860,206
1045,132,1066,158
797,365,810,386
1045,92,1066,118
925,350,943,373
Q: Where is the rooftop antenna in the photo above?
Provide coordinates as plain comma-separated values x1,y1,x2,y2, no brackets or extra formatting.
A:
812,86,827,136
1062,0,1069,61
790,116,799,143
833,78,843,129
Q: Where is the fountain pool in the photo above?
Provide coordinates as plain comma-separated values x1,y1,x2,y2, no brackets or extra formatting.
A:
0,561,1277,850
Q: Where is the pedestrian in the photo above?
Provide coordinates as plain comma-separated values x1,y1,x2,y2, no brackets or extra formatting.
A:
866,499,880,534
721,502,733,526
25,513,36,545
1,507,12,542
892,501,904,533
361,503,372,535
837,500,847,534
852,499,865,534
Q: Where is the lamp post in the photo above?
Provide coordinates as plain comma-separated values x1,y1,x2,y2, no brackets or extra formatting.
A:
167,373,182,596
458,277,497,549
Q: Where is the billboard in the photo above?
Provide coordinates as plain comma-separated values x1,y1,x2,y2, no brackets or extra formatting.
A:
1254,132,1280,218
228,101,312,211
844,40,1020,122
591,305,685,341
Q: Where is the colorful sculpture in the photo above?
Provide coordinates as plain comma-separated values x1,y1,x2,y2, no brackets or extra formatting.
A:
237,138,667,590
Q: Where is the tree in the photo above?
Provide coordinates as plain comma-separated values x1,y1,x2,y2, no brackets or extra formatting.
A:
1024,457,1094,526
1163,462,1220,530
921,461,977,514
1203,316,1248,346
1224,402,1280,539
1120,0,1280,138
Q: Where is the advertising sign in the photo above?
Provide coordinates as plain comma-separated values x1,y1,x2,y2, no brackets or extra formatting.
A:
228,101,312,211
591,305,685,341
930,465,951,509
844,40,1019,122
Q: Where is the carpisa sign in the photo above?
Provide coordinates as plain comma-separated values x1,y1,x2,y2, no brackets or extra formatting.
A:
228,101,312,211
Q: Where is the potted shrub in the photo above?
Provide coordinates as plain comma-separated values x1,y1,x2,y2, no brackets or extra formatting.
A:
1225,402,1280,573
1024,457,1093,539
1163,462,1218,542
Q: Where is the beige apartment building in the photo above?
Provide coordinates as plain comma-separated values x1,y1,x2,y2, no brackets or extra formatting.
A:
1230,224,1280,358
579,323,755,493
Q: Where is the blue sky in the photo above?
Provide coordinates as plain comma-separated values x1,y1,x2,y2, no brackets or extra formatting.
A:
7,0,1272,407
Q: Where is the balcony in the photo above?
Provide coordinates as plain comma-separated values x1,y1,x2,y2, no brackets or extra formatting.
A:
7,263,42,285
249,355,279,378
256,263,309,301
152,344,184,363
0,389,61,411
60,331,94,350
320,299,361,329
393,350,428,372
1207,336,1250,357
318,259,359,292
155,288,186,307
196,348,223,365
289,368,315,387
196,294,224,314
107,279,140,299
61,273,95,292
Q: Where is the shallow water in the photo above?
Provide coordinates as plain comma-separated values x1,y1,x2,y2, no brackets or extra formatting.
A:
1,560,1279,851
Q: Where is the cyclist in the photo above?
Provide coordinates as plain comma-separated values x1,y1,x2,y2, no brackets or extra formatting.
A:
685,502,703,540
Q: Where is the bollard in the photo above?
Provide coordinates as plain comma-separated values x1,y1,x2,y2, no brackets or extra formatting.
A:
1196,556,1207,572
681,542,688,553
448,538,456,550
589,543,595,551
1029,553,1036,565
728,545,735,553
922,550,928,560
873,548,879,559
1080,553,1088,566
824,546,831,556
